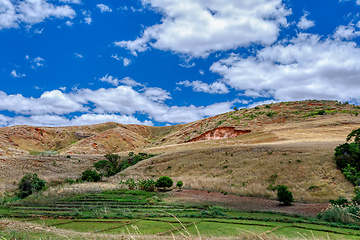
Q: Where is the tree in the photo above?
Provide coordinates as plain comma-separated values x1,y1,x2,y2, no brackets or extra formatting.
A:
176,181,183,190
94,154,122,177
276,185,293,206
347,128,360,143
81,169,101,182
18,173,46,199
155,176,173,191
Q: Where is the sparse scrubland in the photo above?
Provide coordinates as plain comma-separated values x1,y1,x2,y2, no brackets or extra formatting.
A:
1,100,360,238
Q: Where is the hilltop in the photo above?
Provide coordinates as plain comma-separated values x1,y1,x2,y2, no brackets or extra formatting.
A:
0,100,359,156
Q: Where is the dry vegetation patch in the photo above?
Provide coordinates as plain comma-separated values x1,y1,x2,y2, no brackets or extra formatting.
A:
118,142,354,203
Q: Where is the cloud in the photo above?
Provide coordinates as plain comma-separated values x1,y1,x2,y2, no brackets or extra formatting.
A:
26,55,45,69
177,80,229,94
34,28,43,34
0,90,85,115
65,20,73,26
119,77,144,87
115,0,290,57
199,70,204,75
0,114,153,127
142,88,171,102
10,70,26,78
111,54,120,60
210,33,360,103
82,10,91,24
97,4,112,13
0,0,75,30
339,0,360,5
0,84,235,126
123,58,131,66
99,74,119,86
75,53,83,58
59,0,82,4
334,24,360,40
297,12,315,30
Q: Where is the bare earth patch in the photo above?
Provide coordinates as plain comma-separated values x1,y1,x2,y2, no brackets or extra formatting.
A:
167,189,329,217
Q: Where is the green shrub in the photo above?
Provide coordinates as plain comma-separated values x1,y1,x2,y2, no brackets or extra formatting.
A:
80,169,101,182
137,179,156,192
155,176,173,191
319,204,360,225
18,173,46,199
64,178,76,185
276,185,293,206
124,178,136,190
353,187,360,204
329,196,350,206
176,181,183,189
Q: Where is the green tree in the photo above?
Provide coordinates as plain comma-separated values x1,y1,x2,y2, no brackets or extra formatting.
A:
347,128,360,143
81,169,101,182
94,154,121,177
176,181,183,190
18,173,46,199
276,185,293,206
155,176,173,191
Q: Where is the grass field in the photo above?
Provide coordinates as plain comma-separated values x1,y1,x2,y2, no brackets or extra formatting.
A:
1,189,360,239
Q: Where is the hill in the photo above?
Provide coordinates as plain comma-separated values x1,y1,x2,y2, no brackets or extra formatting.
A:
0,100,359,156
1,100,360,202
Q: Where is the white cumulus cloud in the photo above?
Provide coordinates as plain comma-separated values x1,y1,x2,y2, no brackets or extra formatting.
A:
297,12,315,30
210,33,360,103
115,0,290,57
177,80,229,94
99,74,119,86
0,0,75,30
97,4,112,13
10,70,26,78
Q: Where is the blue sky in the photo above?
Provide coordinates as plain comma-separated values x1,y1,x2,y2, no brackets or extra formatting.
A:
1,0,360,127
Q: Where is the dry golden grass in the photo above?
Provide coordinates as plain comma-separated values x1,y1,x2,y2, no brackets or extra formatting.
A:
0,154,103,193
116,141,354,203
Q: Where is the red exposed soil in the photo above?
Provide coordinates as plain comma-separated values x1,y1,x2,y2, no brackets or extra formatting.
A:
168,189,328,217
188,127,251,142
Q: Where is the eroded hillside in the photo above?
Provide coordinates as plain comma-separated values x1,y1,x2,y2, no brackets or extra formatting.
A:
0,100,359,156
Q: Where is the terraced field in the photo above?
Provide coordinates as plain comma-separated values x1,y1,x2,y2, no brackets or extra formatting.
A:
1,189,360,239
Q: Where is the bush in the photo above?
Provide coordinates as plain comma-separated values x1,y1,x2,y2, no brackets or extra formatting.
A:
276,185,293,206
329,196,350,206
18,173,46,199
319,204,360,225
137,179,156,192
80,169,101,182
176,181,183,190
155,176,173,191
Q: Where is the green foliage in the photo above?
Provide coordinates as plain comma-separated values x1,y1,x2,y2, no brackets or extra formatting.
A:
137,179,156,192
155,176,173,191
80,169,101,182
318,204,360,225
64,178,76,185
17,173,46,199
343,164,360,184
353,187,360,204
329,196,350,206
334,130,360,185
266,112,275,117
276,185,294,206
347,128,360,143
176,180,183,189
265,105,271,109
124,178,137,190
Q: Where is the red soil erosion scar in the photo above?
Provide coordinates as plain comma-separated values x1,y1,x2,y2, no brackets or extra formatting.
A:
187,127,251,142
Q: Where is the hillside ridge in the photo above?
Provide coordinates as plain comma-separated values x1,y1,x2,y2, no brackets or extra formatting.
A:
0,100,359,156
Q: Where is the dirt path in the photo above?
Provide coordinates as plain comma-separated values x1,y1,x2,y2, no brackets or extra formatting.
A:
167,189,329,217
